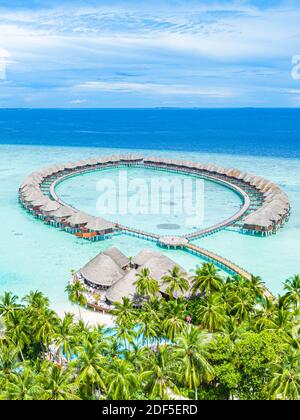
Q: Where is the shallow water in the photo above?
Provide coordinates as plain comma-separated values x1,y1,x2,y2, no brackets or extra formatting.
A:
0,143,299,311
56,166,242,236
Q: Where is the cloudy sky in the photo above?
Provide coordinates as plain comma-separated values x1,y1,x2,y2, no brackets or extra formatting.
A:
0,0,300,107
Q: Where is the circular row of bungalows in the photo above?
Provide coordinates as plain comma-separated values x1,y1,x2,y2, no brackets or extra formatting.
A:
18,155,143,240
18,154,290,238
142,157,290,236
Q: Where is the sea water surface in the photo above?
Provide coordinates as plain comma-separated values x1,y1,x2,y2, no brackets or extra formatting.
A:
56,166,242,236
0,109,300,311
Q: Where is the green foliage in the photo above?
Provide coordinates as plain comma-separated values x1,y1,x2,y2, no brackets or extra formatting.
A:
0,265,299,400
232,331,286,400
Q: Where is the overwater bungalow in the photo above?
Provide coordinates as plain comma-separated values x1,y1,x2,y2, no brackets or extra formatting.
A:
65,212,91,230
48,206,75,227
119,154,143,163
80,217,116,239
30,196,50,207
49,205,74,219
40,200,61,214
242,213,274,235
19,154,291,239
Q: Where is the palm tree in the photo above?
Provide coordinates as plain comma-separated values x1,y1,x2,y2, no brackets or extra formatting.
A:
139,301,161,326
65,281,88,319
0,317,6,341
174,325,214,399
93,292,101,307
227,288,256,323
111,297,137,327
137,320,158,347
162,316,185,341
196,295,226,332
52,313,77,362
163,298,187,319
113,322,135,350
32,308,59,352
134,268,159,298
106,359,139,400
125,331,149,368
0,343,19,376
284,274,300,310
1,366,42,400
249,275,267,300
221,316,246,344
6,311,31,361
128,256,134,268
23,291,49,310
74,319,89,338
268,352,300,400
141,346,180,399
75,339,108,398
162,266,189,299
192,263,223,296
40,364,80,400
254,297,277,332
262,306,294,343
0,292,22,320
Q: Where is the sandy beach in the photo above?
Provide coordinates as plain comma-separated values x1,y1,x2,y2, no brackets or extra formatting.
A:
56,307,116,327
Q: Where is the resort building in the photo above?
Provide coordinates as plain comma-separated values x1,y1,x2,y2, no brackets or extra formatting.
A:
18,154,291,288
19,154,290,239
76,247,189,305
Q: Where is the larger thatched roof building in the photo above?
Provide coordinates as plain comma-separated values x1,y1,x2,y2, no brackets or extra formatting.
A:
79,248,127,290
78,247,188,303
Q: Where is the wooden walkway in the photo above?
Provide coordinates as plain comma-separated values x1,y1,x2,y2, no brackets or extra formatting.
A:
184,242,270,299
118,225,160,241
48,163,252,242
184,205,249,240
184,243,252,280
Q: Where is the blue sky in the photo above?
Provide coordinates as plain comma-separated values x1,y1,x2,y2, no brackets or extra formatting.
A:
0,0,300,107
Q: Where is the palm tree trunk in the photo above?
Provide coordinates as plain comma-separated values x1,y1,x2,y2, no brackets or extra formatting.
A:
195,387,198,400
20,348,25,362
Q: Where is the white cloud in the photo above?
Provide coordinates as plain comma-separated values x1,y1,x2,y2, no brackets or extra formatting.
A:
76,81,236,97
0,1,299,106
70,98,86,104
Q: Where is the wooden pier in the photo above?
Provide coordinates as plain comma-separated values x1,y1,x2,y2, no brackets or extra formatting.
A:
184,243,252,280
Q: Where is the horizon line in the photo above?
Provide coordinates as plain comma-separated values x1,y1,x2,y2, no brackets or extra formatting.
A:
0,107,300,111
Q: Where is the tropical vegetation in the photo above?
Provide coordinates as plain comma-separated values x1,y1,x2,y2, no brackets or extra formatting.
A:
0,263,299,400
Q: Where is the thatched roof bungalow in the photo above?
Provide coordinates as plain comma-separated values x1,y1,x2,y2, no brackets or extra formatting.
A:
40,201,61,213
84,217,115,233
49,205,75,220
66,212,91,227
79,253,125,290
78,247,188,303
105,248,188,304
102,246,130,269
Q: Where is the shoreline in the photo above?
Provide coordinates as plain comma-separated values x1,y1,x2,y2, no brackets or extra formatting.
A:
55,306,116,327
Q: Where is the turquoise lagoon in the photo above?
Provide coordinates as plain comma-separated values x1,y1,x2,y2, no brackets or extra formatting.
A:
56,166,242,236
0,144,300,312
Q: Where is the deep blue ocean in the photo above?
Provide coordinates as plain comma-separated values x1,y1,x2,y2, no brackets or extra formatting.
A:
0,108,300,158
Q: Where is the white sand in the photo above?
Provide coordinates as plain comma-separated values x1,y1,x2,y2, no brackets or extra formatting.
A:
56,307,116,327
